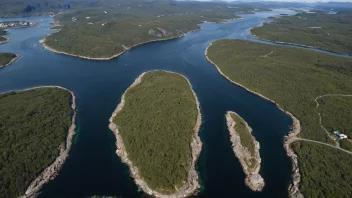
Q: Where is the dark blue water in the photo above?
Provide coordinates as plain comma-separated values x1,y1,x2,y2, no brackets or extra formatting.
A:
1,9,300,198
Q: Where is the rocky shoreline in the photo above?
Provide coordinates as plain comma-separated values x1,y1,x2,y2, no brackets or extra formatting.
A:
0,54,19,69
40,27,202,61
40,15,243,61
109,70,202,198
11,86,77,198
0,37,10,45
205,43,304,198
249,27,351,56
225,111,264,191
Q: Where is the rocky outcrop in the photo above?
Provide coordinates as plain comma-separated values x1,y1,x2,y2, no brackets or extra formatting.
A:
284,115,304,198
17,86,77,198
206,44,304,197
109,71,202,198
225,111,264,191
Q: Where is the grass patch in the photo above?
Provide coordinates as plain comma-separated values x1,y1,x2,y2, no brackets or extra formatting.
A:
0,87,73,197
0,53,17,67
251,10,352,55
292,141,352,198
113,71,198,194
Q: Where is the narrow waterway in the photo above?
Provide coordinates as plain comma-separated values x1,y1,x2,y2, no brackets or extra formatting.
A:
0,9,313,198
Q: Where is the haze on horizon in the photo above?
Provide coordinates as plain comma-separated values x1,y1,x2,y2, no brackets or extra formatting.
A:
187,0,352,3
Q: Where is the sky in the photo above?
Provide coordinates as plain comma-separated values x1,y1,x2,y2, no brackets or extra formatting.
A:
202,0,352,2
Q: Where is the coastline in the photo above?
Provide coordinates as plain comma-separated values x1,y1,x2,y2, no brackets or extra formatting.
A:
40,27,202,61
7,86,77,198
40,15,242,61
0,54,19,69
0,37,10,45
205,43,304,198
108,70,202,198
249,28,351,57
225,111,264,191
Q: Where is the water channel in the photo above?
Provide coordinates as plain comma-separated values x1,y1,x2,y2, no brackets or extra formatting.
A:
0,9,318,198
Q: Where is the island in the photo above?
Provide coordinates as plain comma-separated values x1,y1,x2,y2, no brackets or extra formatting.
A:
206,39,352,198
250,10,352,55
225,111,264,191
0,86,76,198
0,29,9,45
109,70,202,197
39,1,270,60
0,53,19,68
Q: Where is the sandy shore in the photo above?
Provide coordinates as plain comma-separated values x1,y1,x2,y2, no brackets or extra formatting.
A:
109,70,202,198
205,43,304,198
5,86,78,198
226,111,264,191
0,54,19,69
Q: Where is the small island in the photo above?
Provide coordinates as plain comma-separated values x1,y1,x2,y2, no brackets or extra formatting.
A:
225,111,264,191
0,86,76,198
0,53,19,68
109,70,202,197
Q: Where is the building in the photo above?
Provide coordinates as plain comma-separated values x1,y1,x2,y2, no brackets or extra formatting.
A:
333,131,348,139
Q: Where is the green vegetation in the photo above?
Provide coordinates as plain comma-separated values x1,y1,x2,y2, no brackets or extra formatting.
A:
292,141,352,198
0,29,7,43
113,71,198,193
0,87,74,197
207,39,352,197
340,139,352,151
0,53,17,68
207,39,352,142
317,96,352,137
43,0,270,58
251,10,352,55
229,112,256,169
317,96,352,150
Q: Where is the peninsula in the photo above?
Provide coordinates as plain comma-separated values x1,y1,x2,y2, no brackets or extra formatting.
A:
39,0,270,60
109,71,202,197
225,111,264,191
0,86,76,198
251,10,352,55
0,53,19,68
206,39,352,197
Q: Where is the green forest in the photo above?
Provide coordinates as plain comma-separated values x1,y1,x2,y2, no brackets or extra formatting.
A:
0,29,7,43
229,112,256,169
206,39,352,197
0,53,17,68
113,71,198,194
44,1,270,58
317,96,352,150
292,141,352,198
0,87,74,197
251,10,352,55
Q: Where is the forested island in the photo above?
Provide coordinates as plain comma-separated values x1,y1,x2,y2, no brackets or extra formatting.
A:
40,0,270,59
225,111,264,191
0,29,9,44
0,87,76,197
109,71,202,197
206,39,352,197
251,10,352,55
0,53,18,68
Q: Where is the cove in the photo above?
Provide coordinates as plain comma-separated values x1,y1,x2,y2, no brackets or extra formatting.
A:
1,9,296,198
